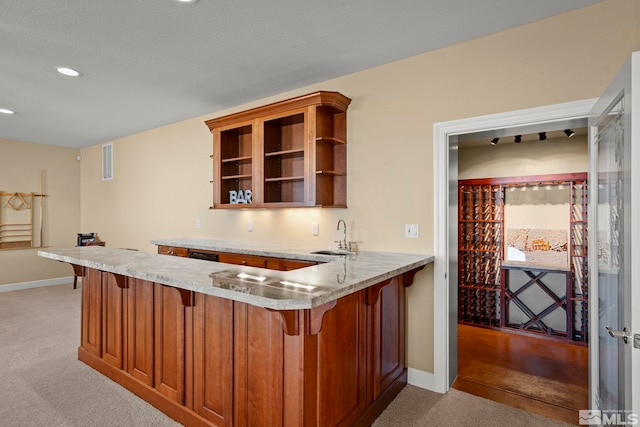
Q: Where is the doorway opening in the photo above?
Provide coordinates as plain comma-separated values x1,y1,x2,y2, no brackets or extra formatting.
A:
452,131,589,423
432,99,597,421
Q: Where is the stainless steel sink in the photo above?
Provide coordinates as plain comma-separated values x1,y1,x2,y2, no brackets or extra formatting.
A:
310,250,351,256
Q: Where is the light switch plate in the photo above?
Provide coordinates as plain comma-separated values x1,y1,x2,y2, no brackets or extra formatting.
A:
312,223,319,236
405,224,419,238
248,219,254,232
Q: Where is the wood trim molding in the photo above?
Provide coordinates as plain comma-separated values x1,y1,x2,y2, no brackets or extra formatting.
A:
403,266,425,288
205,91,351,130
307,300,337,336
365,279,393,306
269,299,338,336
178,288,195,307
269,309,299,336
111,273,128,289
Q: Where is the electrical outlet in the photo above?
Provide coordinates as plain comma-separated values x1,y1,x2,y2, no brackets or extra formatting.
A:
195,219,201,229
405,224,419,238
248,219,254,232
312,223,319,236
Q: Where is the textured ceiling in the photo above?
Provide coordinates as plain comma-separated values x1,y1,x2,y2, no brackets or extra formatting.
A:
0,0,603,148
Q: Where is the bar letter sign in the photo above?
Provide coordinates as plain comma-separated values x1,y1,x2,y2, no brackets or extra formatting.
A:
229,190,252,204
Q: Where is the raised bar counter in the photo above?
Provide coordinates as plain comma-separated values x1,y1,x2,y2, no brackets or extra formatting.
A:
40,241,432,309
38,242,432,427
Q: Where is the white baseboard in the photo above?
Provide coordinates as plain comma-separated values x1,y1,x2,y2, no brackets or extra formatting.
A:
0,276,75,293
407,368,438,392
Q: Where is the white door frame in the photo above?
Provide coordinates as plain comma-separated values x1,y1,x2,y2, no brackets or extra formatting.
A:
432,98,597,394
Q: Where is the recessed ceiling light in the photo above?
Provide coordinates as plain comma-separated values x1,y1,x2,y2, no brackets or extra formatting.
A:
56,67,82,77
175,0,198,3
0,108,15,115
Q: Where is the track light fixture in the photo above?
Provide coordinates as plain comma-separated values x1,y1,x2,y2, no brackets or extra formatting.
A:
564,129,575,138
514,135,522,143
538,132,547,141
491,137,499,145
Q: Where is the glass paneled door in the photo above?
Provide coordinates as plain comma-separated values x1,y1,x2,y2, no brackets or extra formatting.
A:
589,52,640,417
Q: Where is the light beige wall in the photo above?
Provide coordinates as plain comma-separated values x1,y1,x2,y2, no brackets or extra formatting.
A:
80,0,638,374
0,138,80,286
459,136,589,179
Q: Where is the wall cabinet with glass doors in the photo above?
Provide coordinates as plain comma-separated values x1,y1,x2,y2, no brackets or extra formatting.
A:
205,91,351,208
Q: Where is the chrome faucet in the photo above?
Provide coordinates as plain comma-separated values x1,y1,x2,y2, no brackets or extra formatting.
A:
336,219,348,250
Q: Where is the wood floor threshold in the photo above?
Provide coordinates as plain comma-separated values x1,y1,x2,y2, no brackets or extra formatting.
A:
452,376,579,425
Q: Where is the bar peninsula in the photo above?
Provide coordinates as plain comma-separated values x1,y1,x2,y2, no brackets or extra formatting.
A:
39,241,432,427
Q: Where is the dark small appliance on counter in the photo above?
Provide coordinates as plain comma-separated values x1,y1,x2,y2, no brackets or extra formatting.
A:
77,233,104,247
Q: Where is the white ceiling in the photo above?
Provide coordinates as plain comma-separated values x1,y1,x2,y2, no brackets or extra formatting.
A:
0,0,603,149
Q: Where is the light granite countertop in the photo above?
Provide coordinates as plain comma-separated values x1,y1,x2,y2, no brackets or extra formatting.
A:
38,239,433,310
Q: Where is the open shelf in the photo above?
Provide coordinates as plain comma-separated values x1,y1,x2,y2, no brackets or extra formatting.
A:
314,105,347,206
221,155,252,163
315,136,346,144
205,91,351,208
316,170,345,176
264,149,305,157
265,176,304,182
264,180,305,204
215,123,254,206
222,174,252,180
262,112,305,204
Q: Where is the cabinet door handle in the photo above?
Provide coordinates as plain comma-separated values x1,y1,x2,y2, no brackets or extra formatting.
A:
241,260,247,265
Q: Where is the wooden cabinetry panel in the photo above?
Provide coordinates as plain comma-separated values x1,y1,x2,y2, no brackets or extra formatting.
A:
193,293,233,426
317,291,367,427
154,284,188,404
101,272,124,369
76,264,414,427
371,277,405,400
127,278,155,386
81,267,103,357
238,304,285,426
271,258,317,271
157,245,188,257
216,252,267,268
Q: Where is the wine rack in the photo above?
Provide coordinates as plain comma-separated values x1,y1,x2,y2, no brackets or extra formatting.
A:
458,174,589,345
458,183,504,327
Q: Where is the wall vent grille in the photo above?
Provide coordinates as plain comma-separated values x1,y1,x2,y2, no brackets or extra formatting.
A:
102,143,113,181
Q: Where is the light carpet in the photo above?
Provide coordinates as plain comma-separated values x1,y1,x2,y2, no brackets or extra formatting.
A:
0,283,572,426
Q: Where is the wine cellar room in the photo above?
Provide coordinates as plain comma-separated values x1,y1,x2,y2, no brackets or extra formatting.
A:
453,126,589,422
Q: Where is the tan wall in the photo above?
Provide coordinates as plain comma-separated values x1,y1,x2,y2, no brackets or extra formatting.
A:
79,0,638,374
459,136,589,180
0,139,80,286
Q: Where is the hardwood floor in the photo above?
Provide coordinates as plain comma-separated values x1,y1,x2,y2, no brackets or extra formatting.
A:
453,324,588,425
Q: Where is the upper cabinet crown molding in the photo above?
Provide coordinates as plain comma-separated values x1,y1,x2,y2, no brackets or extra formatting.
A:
204,91,351,130
205,91,351,209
